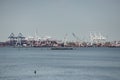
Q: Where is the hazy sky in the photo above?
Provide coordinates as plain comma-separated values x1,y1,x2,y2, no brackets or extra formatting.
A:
0,0,120,41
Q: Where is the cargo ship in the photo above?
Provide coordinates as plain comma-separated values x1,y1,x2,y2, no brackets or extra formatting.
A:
51,47,73,50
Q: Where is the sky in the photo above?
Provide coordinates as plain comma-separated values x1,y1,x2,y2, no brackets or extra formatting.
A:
0,0,120,42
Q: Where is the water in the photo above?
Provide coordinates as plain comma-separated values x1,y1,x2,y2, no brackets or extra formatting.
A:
0,47,120,80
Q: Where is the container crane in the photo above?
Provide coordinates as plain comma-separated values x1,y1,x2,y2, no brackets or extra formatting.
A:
72,33,81,42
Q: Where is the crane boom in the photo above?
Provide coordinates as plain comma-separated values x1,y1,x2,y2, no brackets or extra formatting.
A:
72,33,80,42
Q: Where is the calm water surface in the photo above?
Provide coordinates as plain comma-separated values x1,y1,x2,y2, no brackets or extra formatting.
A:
0,47,120,80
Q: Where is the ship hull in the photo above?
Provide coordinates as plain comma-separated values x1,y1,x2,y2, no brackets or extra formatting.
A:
51,47,73,50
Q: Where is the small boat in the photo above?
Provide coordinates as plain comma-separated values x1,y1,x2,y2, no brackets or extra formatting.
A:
51,47,73,50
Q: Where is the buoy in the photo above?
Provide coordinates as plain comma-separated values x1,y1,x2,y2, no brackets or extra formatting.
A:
34,70,36,74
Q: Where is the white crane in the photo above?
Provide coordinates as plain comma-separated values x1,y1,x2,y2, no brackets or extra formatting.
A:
90,32,106,43
63,34,68,46
72,33,81,42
